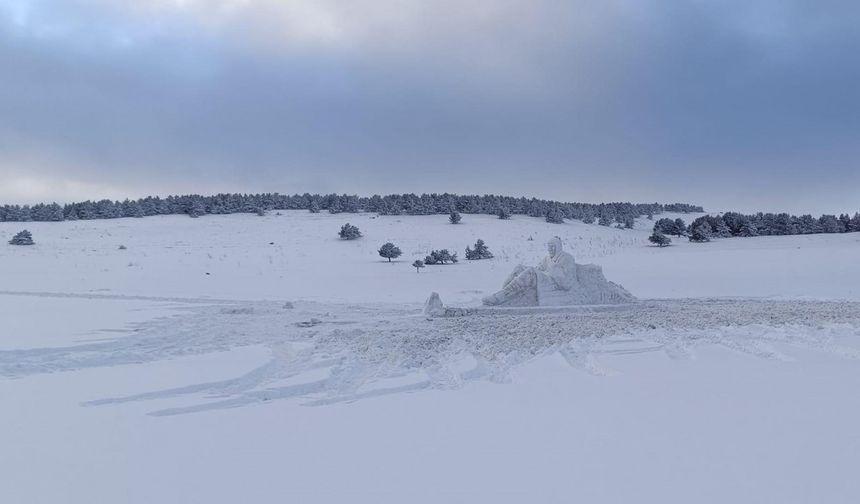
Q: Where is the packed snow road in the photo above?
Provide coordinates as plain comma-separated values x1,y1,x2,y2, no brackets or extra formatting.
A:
2,293,858,415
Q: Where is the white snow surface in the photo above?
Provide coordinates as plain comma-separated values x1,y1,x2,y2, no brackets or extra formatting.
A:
2,211,860,503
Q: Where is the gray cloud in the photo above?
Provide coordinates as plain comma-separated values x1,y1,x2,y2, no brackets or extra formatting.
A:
0,0,858,213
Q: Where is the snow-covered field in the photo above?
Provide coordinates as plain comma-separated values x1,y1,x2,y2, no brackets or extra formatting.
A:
2,211,860,503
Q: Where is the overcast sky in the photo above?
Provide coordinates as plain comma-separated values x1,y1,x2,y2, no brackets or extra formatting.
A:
1,1,857,214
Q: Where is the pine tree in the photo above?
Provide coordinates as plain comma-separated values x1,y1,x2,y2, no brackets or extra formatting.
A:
839,214,852,232
850,213,860,232
46,203,65,222
449,211,462,224
188,200,206,218
9,230,34,245
128,201,145,218
545,207,564,224
673,218,687,237
689,224,711,242
653,218,673,235
648,231,671,247
738,221,759,237
713,219,732,238
309,200,321,213
338,223,362,240
378,242,402,262
412,260,425,272
497,207,511,220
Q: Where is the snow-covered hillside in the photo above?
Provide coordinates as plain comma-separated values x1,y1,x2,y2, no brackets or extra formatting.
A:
2,211,858,303
0,211,655,304
1,212,859,504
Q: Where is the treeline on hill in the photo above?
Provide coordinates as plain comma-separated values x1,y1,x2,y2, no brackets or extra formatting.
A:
0,193,703,224
654,212,860,241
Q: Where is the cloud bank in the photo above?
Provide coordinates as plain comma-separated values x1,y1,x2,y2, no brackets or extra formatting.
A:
1,0,858,213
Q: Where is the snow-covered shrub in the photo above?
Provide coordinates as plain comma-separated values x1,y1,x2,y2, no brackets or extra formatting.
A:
378,242,402,262
449,211,462,224
9,230,34,246
497,207,511,220
465,239,494,260
338,223,362,240
424,249,458,265
648,232,671,247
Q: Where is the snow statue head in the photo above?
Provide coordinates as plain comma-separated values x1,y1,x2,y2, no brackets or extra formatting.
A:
547,236,564,260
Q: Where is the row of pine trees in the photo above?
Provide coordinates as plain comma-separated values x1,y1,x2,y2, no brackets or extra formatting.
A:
2,192,856,240
686,212,860,238
0,193,701,224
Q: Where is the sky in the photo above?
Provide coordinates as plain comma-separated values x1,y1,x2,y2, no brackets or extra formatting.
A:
0,0,858,214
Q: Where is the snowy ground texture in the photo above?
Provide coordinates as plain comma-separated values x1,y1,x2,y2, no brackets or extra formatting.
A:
2,211,860,503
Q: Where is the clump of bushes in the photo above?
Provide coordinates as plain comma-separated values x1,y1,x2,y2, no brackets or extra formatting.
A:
653,217,687,237
424,249,458,265
465,239,493,260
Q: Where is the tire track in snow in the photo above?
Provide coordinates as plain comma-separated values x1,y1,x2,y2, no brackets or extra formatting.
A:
1,298,859,413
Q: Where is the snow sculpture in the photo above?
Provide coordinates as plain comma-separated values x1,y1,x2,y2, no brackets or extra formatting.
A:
482,237,635,307
424,292,446,316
